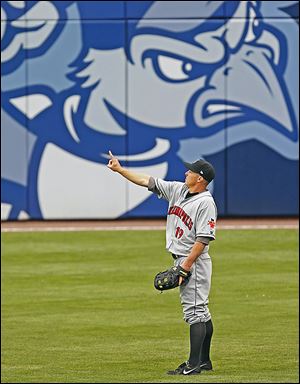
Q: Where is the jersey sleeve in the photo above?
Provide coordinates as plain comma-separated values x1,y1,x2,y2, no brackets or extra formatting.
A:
195,199,217,240
148,177,183,202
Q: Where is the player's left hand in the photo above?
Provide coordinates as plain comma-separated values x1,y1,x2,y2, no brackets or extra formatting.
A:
154,265,191,291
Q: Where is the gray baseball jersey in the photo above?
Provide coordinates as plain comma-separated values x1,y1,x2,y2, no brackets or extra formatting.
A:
149,177,217,324
148,178,217,256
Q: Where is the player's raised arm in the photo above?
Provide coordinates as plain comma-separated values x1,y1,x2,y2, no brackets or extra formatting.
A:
107,150,151,187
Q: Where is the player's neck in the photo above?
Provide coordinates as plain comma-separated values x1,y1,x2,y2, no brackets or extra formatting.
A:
188,185,207,194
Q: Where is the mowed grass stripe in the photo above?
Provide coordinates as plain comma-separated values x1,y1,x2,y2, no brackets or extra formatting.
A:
1,229,299,383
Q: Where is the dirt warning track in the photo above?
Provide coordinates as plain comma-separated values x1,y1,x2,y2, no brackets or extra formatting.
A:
1,217,298,232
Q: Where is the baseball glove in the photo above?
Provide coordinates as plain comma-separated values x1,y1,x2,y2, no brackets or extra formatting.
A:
154,265,191,291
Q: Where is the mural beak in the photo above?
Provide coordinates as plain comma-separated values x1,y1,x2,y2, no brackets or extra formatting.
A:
194,45,297,139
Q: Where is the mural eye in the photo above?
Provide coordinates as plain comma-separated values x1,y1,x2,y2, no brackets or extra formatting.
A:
142,50,213,83
156,55,191,81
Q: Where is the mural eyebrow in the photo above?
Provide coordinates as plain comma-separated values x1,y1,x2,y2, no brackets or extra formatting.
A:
128,34,225,66
127,10,228,63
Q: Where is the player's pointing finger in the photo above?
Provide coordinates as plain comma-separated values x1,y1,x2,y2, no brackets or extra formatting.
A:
108,150,114,158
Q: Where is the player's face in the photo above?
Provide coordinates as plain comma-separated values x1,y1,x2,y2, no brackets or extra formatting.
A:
185,170,200,187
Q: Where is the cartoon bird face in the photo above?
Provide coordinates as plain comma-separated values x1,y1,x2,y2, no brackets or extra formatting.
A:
2,1,298,158
77,0,297,153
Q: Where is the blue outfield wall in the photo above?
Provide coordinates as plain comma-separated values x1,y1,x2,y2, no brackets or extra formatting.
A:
1,1,299,220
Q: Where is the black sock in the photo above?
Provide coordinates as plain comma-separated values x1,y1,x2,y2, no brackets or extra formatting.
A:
188,322,206,366
200,319,213,362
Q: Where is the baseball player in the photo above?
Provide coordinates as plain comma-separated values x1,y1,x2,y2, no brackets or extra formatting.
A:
107,150,217,375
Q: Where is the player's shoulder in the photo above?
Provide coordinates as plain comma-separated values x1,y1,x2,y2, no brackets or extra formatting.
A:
196,191,216,206
199,190,214,200
173,182,187,197
154,178,186,198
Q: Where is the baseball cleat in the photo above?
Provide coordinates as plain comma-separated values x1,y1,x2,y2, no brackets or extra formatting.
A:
167,361,201,375
199,360,213,371
167,361,187,375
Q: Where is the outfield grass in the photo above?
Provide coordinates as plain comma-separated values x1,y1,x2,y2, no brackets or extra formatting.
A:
1,229,299,383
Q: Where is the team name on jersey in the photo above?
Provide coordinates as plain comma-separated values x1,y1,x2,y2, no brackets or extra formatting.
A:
168,206,193,230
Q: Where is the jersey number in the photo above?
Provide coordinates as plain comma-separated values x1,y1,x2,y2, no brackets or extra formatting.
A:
175,227,184,239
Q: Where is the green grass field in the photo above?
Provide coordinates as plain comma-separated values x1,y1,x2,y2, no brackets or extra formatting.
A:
1,229,299,383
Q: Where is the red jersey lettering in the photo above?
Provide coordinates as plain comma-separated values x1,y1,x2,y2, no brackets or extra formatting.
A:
168,205,194,230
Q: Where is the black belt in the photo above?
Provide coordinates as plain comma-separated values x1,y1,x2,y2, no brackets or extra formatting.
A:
172,253,186,260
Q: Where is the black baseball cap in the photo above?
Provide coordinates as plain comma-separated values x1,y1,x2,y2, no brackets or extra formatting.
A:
183,159,215,182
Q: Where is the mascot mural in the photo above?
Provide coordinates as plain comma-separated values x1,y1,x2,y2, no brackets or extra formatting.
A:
1,1,299,219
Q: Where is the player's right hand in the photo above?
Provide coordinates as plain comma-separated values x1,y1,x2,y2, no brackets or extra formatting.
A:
107,150,122,172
